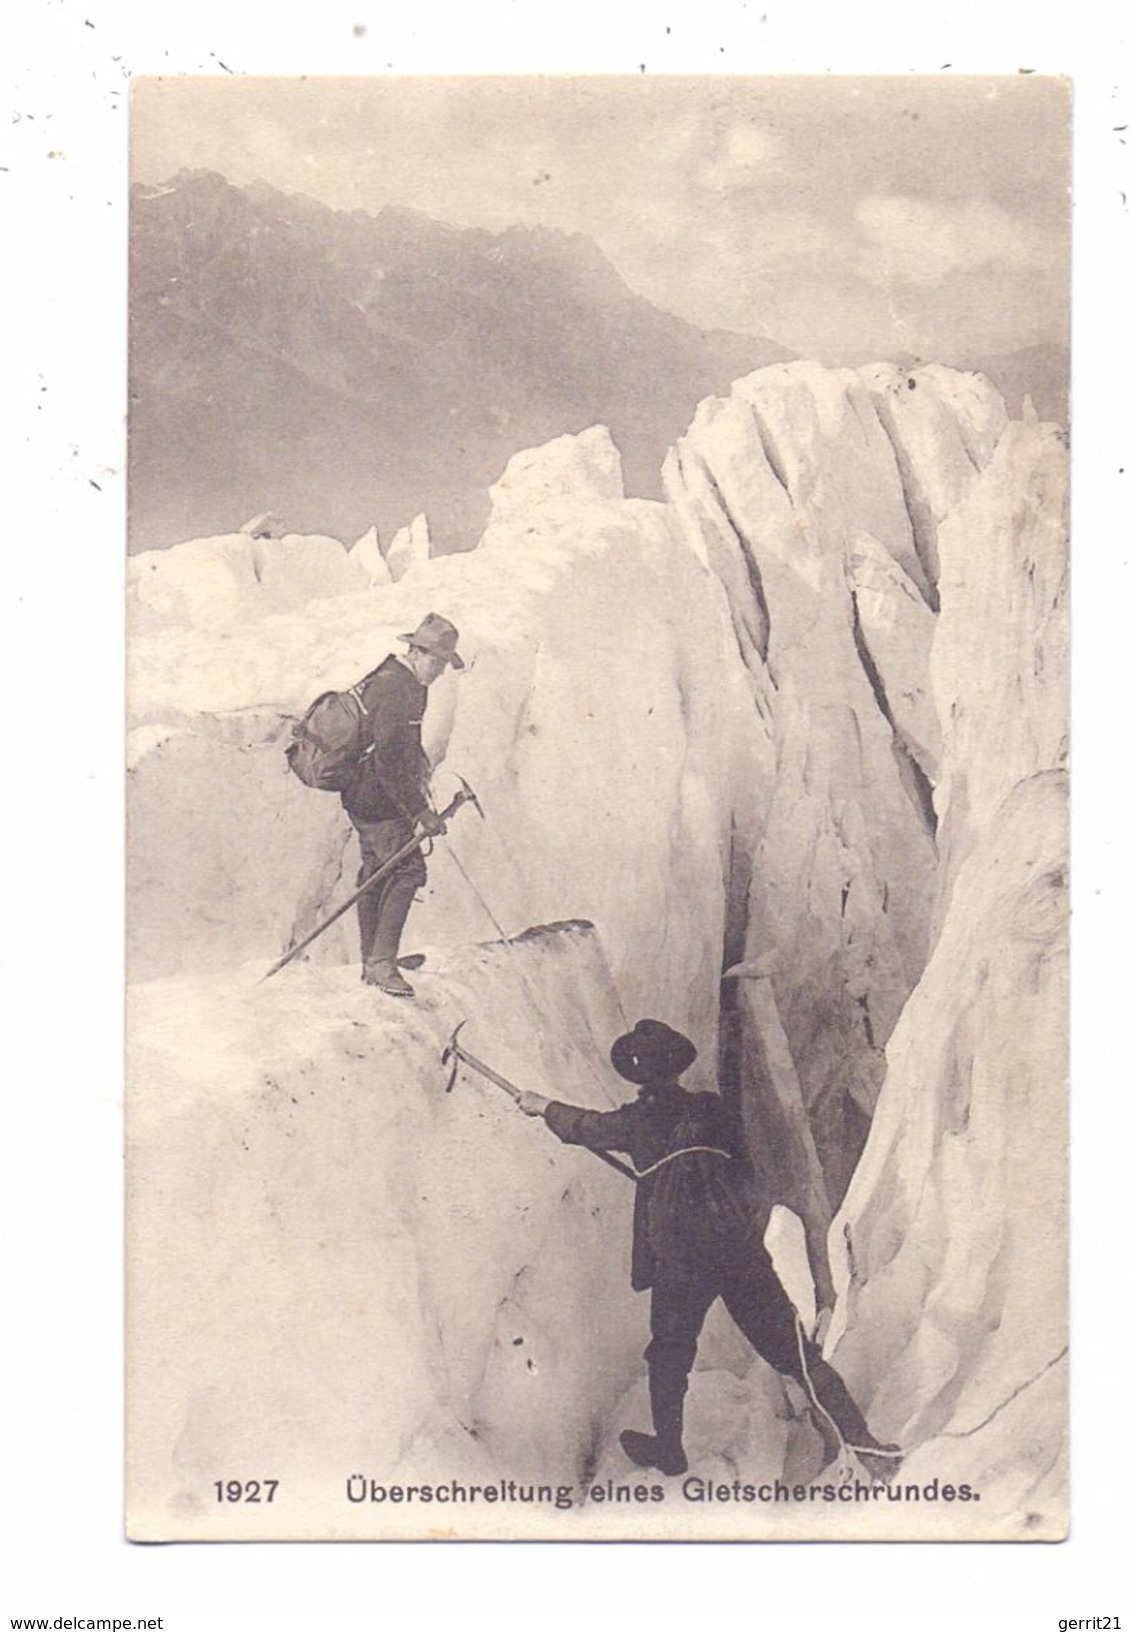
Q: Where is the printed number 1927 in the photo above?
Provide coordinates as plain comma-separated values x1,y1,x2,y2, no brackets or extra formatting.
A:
214,1479,279,1503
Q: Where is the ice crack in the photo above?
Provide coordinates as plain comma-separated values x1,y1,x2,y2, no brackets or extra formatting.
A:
933,1347,1067,1443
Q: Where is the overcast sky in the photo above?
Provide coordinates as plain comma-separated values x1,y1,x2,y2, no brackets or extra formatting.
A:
131,75,1070,364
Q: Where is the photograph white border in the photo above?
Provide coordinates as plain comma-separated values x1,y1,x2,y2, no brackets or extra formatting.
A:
5,0,1127,1626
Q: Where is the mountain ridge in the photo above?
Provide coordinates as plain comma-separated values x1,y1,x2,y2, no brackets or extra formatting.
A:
128,170,792,553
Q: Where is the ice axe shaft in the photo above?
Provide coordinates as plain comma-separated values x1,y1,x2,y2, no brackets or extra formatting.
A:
442,1023,639,1184
262,778,482,981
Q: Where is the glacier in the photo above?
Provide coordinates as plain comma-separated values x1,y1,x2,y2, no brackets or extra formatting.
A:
126,364,1067,1540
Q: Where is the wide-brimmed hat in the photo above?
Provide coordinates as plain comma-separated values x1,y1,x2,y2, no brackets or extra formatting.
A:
399,612,464,669
610,1019,698,1084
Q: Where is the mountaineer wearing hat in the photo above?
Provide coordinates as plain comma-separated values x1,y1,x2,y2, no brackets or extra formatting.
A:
519,1019,895,1480
342,613,464,997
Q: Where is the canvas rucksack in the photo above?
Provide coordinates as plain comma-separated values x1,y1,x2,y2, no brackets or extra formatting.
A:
285,673,378,792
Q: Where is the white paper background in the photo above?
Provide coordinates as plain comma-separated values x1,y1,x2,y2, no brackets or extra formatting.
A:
3,1,1126,1627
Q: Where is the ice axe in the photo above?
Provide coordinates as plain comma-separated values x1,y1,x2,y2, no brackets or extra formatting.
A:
441,1022,639,1184
261,776,484,981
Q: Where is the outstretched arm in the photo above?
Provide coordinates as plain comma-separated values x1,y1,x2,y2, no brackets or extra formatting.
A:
518,1095,641,1182
537,1099,640,1157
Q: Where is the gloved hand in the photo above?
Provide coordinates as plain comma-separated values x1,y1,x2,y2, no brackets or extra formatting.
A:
518,1091,550,1118
415,809,447,838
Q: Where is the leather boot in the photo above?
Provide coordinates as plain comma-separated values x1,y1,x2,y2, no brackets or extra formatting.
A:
620,1369,688,1475
361,865,418,993
362,958,414,997
856,1444,903,1484
619,1429,688,1477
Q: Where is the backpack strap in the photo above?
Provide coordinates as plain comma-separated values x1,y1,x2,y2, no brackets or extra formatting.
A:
350,671,383,760
352,666,387,712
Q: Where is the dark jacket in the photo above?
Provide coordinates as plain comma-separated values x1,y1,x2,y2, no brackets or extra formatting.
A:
341,655,431,825
544,1086,766,1291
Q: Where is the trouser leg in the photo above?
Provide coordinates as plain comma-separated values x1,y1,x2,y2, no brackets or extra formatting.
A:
796,1352,877,1451
369,870,420,963
619,1268,715,1475
645,1271,717,1446
719,1251,878,1452
354,819,427,970
356,886,381,965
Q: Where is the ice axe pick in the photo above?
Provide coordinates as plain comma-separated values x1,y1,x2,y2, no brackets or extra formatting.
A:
442,1020,520,1100
441,1022,639,1183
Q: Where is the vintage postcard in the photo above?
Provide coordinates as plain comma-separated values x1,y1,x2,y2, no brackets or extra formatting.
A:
125,74,1070,1541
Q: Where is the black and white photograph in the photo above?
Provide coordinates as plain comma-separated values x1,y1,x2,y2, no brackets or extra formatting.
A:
10,0,1131,1617
122,72,1072,1543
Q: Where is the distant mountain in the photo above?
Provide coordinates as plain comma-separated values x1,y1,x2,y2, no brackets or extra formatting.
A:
128,171,792,554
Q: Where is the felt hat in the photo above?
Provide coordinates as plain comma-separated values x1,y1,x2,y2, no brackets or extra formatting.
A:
399,612,464,669
610,1018,698,1084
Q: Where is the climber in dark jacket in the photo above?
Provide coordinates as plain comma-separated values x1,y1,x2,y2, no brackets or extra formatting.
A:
342,613,463,997
519,1018,894,1479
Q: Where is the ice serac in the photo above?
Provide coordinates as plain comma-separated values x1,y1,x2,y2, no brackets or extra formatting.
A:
847,531,941,784
128,926,649,1541
860,363,1009,603
664,362,941,1302
240,510,287,539
128,424,765,1066
128,530,366,635
349,524,393,587
929,421,1070,900
385,511,431,582
827,420,1069,1537
127,714,357,982
484,423,626,522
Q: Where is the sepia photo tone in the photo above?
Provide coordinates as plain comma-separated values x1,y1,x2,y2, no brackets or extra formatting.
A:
126,74,1070,1541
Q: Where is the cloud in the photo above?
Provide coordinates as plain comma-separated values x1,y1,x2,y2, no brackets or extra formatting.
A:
696,120,779,193
130,78,1068,361
854,194,1049,287
745,208,837,267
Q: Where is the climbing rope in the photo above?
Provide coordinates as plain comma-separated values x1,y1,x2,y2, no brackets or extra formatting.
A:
793,1313,903,1466
632,1146,732,1178
457,812,632,1031
445,794,905,1475
441,836,630,1110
